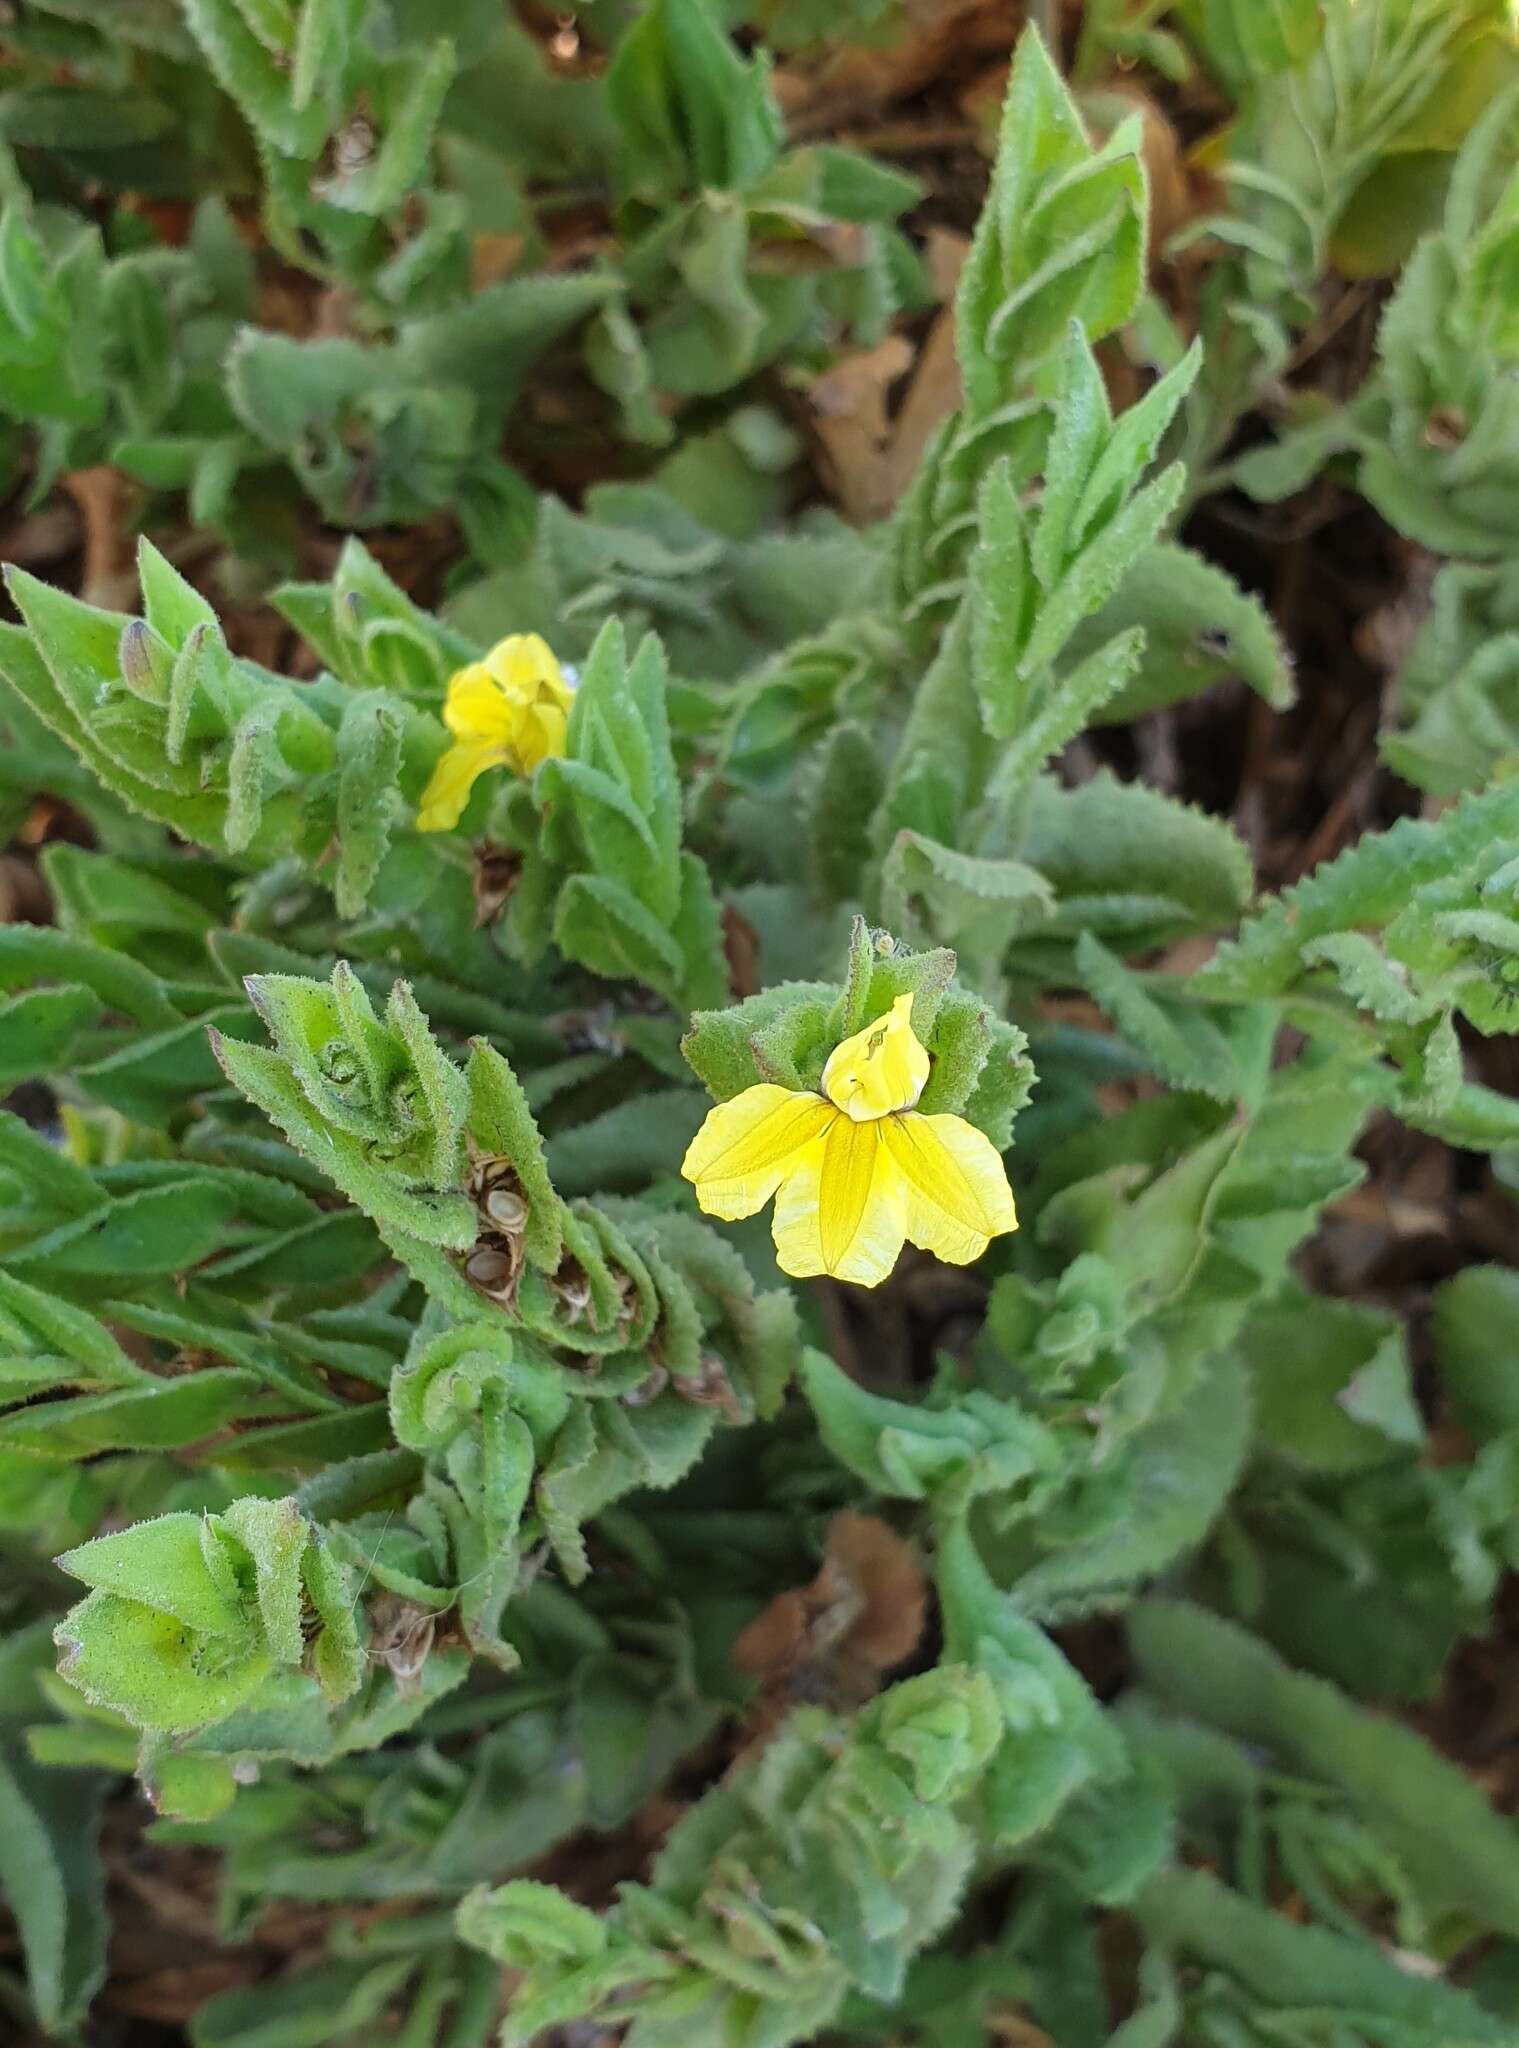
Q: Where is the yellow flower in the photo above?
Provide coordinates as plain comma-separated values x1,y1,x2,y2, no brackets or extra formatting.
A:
416,634,574,832
682,993,1017,1287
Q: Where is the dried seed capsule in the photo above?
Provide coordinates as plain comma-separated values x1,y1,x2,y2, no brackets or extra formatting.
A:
465,1246,515,1292
672,1351,745,1420
623,1366,669,1408
552,1264,594,1325
484,1186,528,1232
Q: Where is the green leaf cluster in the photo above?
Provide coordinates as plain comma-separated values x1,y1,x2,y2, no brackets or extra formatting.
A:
0,0,924,557
459,1662,1003,2047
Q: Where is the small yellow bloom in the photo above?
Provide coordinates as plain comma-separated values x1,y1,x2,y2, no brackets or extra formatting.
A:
416,634,574,832
682,993,1017,1287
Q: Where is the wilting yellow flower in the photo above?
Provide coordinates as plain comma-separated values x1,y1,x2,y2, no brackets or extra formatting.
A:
682,993,1017,1287
416,634,574,832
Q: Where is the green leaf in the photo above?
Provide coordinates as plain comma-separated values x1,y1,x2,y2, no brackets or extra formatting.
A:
0,1740,108,2034
1019,772,1253,948
608,0,783,204
56,1499,360,1739
1021,467,1186,679
1134,1866,1511,2040
938,1513,1123,1848
1196,780,1519,1002
0,1370,270,1460
334,693,402,916
1433,1265,1519,1440
957,29,1146,416
1013,1356,1252,1619
59,1514,243,1635
1076,935,1243,1102
322,40,457,217
181,0,330,156
801,1348,1059,1508
989,629,1145,800
1247,1280,1419,1473
882,833,1053,952
1130,1601,1519,1938
1068,541,1296,720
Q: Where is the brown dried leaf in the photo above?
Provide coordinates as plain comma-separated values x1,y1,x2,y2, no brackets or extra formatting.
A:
775,0,1012,138
722,900,763,1000
58,464,135,609
806,334,915,522
474,846,524,928
882,230,968,501
0,853,50,923
472,233,527,290
732,1510,926,1686
105,1962,249,2023
804,226,966,519
732,1583,818,1680
1086,84,1193,252
989,2017,1058,2048
0,501,80,567
825,1508,928,1671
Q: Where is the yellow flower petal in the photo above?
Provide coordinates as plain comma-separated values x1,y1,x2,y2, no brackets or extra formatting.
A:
416,737,510,833
682,1085,837,1221
425,636,574,828
821,992,931,1122
882,1110,1017,1267
483,633,574,715
443,663,517,743
513,697,570,775
773,1114,907,1287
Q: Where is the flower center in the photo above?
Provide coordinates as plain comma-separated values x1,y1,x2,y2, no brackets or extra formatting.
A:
820,992,930,1122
